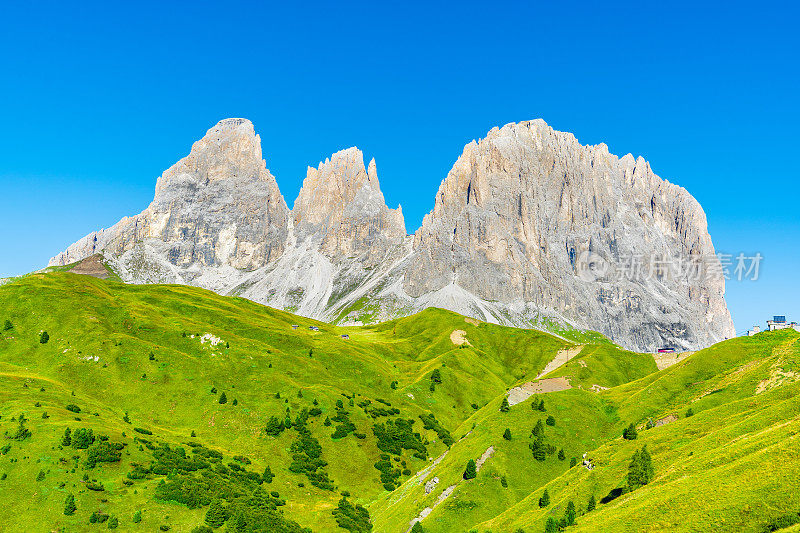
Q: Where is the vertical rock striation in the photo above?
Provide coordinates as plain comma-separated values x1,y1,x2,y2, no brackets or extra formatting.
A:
402,120,734,350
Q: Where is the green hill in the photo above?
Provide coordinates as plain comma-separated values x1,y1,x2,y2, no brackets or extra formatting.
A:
0,272,797,532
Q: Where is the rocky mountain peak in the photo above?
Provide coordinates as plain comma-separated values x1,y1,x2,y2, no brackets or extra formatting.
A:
404,118,734,350
49,117,733,351
292,147,406,262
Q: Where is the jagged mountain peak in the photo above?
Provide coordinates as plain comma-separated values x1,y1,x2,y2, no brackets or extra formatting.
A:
49,118,733,351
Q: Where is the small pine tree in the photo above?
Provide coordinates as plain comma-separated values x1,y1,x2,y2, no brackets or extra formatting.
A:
61,427,72,447
64,493,77,515
210,387,217,394
232,398,238,406
263,465,274,483
431,368,442,384
3,320,12,331
123,411,130,424
39,331,49,344
686,407,694,417
538,399,546,412
587,494,596,512
503,428,512,441
570,457,577,468
36,470,45,481
191,430,196,437
627,445,655,492
463,459,477,480
108,516,119,529
132,510,142,523
623,422,638,440
148,352,155,361
544,517,559,533
532,419,545,437
411,522,424,533
218,392,227,404
546,415,555,426
500,475,508,487
557,449,566,461
565,500,576,526
538,488,550,508
500,398,510,412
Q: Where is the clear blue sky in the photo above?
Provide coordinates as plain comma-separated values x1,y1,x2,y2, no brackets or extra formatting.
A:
1,1,797,333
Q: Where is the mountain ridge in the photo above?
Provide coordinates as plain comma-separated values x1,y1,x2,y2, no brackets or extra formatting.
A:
49,118,735,352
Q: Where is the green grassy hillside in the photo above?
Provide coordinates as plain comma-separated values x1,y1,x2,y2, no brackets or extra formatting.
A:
0,272,797,533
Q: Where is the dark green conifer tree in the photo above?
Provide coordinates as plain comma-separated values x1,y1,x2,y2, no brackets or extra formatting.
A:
500,398,510,412
64,493,76,515
539,488,550,508
587,494,596,512
463,459,477,480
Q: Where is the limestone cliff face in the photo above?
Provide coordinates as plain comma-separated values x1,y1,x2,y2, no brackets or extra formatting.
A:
292,147,406,265
402,120,734,350
50,118,290,281
49,118,735,351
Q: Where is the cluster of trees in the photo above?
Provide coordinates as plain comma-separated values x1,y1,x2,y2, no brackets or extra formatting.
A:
331,404,357,439
543,500,576,532
372,418,427,460
374,454,408,491
61,427,96,449
531,398,546,412
419,413,454,446
622,423,638,440
141,441,306,532
332,494,372,532
264,416,287,437
288,410,334,490
530,420,557,461
11,413,31,441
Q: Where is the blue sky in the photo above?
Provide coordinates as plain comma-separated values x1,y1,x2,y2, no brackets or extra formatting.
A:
0,1,797,333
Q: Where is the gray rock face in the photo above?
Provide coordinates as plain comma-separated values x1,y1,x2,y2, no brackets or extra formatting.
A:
402,120,734,351
293,147,407,266
50,118,735,351
50,118,289,282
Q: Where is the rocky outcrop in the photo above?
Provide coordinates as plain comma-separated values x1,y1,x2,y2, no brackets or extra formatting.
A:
50,118,735,351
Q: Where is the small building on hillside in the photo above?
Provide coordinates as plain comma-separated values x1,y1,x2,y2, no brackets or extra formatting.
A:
657,347,676,354
340,334,350,340
291,324,299,330
747,316,799,336
309,326,319,332
766,316,800,331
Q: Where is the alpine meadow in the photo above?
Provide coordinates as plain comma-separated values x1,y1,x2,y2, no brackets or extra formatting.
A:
1,267,799,532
